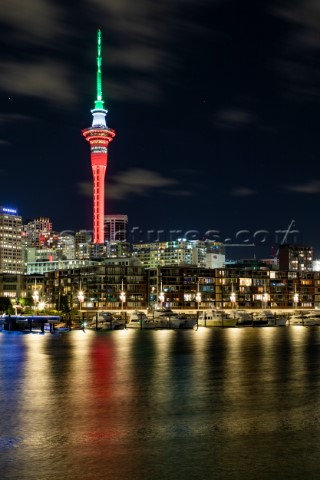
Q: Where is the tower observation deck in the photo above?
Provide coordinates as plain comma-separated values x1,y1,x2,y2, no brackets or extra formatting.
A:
82,29,116,244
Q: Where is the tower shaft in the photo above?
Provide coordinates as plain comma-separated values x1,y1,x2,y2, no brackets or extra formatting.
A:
82,127,115,243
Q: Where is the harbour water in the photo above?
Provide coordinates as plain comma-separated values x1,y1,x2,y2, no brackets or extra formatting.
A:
1,326,320,480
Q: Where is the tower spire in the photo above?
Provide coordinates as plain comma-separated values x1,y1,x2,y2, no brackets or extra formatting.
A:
83,29,116,245
95,29,104,110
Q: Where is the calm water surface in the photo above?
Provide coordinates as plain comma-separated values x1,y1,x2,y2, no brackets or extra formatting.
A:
1,326,320,480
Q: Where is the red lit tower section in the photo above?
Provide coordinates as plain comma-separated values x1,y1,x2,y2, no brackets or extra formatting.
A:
82,125,115,244
82,30,116,244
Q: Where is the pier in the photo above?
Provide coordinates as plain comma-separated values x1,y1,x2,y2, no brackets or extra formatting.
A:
1,315,60,333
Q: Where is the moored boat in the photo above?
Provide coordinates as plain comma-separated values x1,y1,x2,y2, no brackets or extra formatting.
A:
126,311,156,329
198,310,237,327
273,313,288,326
252,310,275,327
90,312,125,330
229,309,253,326
151,307,181,328
288,312,305,325
301,311,320,326
153,313,181,329
178,314,197,329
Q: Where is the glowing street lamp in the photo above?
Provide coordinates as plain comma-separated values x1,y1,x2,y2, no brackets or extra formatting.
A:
293,292,299,309
262,292,269,308
32,289,39,311
194,278,202,309
119,280,126,310
230,292,236,309
158,276,165,307
159,291,165,305
195,291,202,308
38,301,46,312
78,290,85,312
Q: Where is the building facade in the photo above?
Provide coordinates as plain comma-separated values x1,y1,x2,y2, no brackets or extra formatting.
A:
44,261,147,311
23,217,52,247
104,214,128,242
132,239,225,268
0,206,24,297
278,244,313,271
41,263,320,313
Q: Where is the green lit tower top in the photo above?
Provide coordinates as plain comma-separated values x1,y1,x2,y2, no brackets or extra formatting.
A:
91,29,108,127
95,29,104,110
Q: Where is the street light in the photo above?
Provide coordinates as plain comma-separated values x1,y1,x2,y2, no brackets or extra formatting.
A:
262,292,269,309
38,301,46,312
195,292,201,309
195,292,201,307
293,292,299,309
119,279,126,310
32,289,39,312
159,277,165,308
78,290,84,312
158,291,165,305
230,292,236,309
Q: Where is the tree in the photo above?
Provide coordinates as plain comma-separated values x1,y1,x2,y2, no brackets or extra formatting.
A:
59,295,70,313
18,296,33,308
0,297,13,314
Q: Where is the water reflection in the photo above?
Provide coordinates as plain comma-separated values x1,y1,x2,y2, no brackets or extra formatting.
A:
1,327,320,479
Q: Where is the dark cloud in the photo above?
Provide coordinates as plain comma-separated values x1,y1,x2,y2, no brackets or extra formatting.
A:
0,0,65,42
270,0,320,50
285,179,320,193
230,187,257,196
215,108,257,129
0,113,36,125
0,61,76,105
269,0,320,99
78,168,185,200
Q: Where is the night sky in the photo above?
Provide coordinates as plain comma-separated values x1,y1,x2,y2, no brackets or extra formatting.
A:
1,0,320,259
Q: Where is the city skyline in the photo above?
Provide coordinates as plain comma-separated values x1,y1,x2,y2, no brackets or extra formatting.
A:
1,1,320,258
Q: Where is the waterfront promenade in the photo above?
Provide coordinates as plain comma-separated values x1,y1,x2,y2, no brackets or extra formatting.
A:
0,308,316,333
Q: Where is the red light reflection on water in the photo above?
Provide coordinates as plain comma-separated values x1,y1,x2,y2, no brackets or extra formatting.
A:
89,335,115,398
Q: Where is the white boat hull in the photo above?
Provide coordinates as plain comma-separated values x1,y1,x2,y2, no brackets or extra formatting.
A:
198,311,237,328
126,321,155,329
178,316,197,329
198,318,237,327
274,316,287,326
154,318,181,329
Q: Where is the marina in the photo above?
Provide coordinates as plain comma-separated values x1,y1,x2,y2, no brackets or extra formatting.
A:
1,309,320,334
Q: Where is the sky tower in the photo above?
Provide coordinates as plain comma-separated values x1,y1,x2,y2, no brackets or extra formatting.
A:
82,30,116,244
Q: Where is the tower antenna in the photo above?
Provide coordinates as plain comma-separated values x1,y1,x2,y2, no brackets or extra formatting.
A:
95,29,104,110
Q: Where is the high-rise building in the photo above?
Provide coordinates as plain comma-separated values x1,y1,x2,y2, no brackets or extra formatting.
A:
193,240,225,268
82,30,116,244
75,230,92,260
0,206,23,298
278,244,313,271
104,214,128,242
0,206,23,275
132,239,225,268
23,217,52,247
